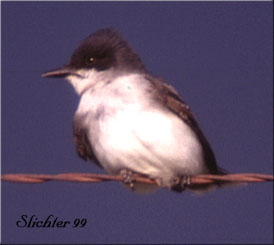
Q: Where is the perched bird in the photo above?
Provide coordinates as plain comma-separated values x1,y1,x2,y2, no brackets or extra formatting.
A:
42,28,226,193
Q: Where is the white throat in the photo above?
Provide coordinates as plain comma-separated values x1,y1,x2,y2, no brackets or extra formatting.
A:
66,68,119,95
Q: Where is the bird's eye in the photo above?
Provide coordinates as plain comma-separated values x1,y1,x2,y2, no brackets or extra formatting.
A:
86,57,94,66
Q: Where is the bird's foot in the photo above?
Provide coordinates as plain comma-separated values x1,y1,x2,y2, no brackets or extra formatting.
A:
154,178,164,187
120,169,135,191
171,176,191,193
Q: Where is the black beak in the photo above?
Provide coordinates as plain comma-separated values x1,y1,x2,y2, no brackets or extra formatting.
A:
41,66,79,78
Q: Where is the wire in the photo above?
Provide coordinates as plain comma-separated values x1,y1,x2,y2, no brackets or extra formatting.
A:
1,172,273,187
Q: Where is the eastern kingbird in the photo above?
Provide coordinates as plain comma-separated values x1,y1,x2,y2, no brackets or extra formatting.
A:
42,28,226,193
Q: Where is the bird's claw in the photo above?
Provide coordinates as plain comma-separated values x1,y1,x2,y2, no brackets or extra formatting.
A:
120,169,135,191
171,176,191,193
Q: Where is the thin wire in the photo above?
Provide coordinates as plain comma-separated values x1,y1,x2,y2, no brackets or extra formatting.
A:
1,172,273,186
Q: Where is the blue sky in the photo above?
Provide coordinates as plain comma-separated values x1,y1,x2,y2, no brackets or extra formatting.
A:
1,2,273,243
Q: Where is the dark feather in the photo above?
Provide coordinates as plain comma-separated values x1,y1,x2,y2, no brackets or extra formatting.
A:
146,75,226,175
72,115,102,168
69,28,146,73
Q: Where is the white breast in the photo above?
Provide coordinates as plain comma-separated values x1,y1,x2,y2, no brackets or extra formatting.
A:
74,73,207,187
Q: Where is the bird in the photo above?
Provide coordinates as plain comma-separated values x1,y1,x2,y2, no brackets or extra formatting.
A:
42,28,226,193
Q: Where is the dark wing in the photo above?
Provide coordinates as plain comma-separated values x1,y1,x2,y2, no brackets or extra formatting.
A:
146,75,225,175
72,115,102,168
